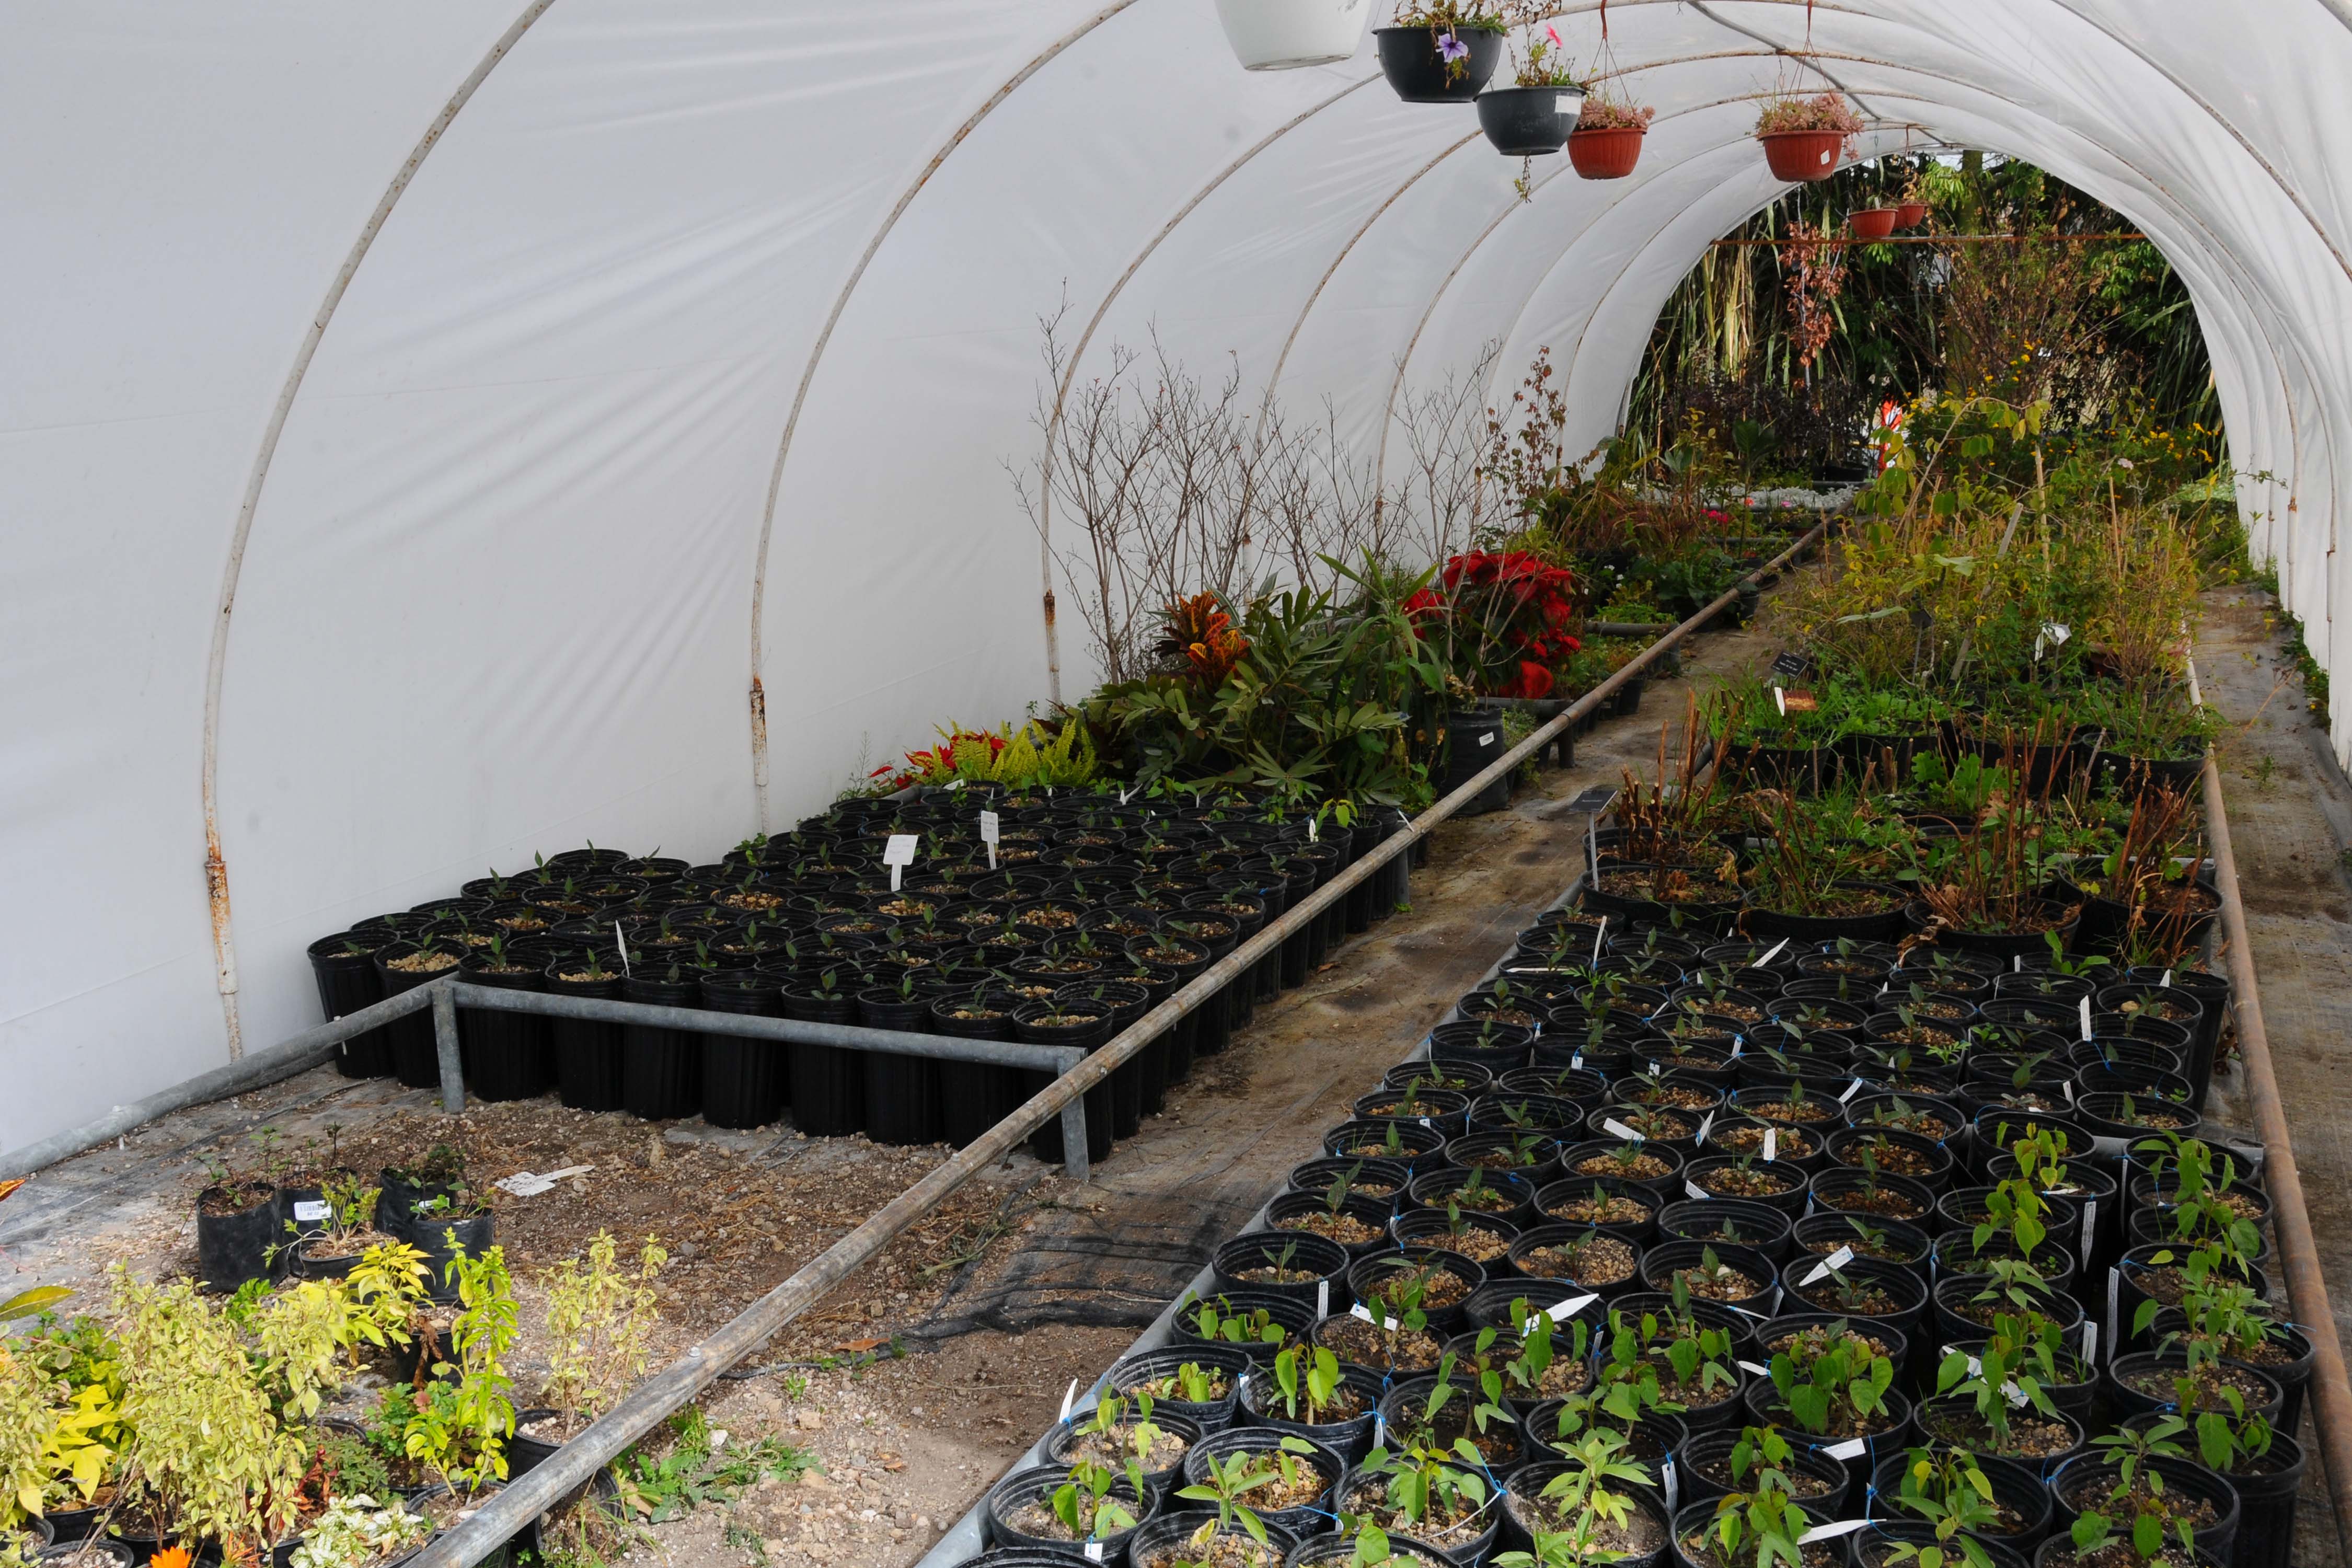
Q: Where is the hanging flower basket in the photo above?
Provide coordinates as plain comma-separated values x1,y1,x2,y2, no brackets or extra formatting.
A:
1755,91,1864,181
1760,130,1846,180
1895,199,1930,228
1214,0,1376,72
1375,25,1504,103
1476,84,1584,156
1849,206,1900,241
1567,97,1654,179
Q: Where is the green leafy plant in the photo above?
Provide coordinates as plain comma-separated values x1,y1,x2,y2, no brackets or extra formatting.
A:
539,1232,667,1440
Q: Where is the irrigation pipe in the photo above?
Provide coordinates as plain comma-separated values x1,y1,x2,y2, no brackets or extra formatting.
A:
401,518,1828,1568
2201,748,2352,1566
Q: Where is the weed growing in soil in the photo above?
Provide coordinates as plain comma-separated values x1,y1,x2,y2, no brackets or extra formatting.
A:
618,1408,813,1524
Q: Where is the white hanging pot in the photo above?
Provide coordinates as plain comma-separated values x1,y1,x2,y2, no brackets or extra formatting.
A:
1215,0,1376,71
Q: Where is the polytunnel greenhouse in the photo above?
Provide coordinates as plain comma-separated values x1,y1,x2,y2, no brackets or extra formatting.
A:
5,4,2352,1568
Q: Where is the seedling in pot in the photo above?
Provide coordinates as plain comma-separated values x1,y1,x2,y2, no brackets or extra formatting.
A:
1270,1345,1347,1423
1768,1328,1895,1437
1175,1436,1322,1551
1189,1295,1288,1351
2066,1419,2200,1567
1051,1456,1138,1543
1885,1446,2001,1568
1493,1426,1656,1568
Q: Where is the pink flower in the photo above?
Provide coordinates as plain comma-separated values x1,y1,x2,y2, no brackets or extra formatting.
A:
1546,23,1563,45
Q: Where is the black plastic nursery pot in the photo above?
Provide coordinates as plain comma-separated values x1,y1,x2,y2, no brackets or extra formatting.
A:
851,983,941,1144
1866,1450,2054,1548
2146,1307,2315,1432
1347,1246,1486,1337
456,953,551,1101
407,1211,495,1302
307,932,394,1077
929,988,1028,1148
1638,1238,1779,1314
374,943,462,1088
697,972,788,1131
1859,1524,2030,1568
1655,1197,1795,1264
1500,1461,1671,1561
2047,1452,2242,1565
1674,1428,1853,1517
1790,1210,1931,1281
1103,1343,1253,1433
1267,1188,1396,1260
1284,1529,1461,1568
620,968,704,1120
1124,1511,1296,1568
983,1462,1155,1562
779,977,864,1136
2114,1243,2272,1356
2210,1427,2307,1568
1742,1379,1917,1493
1014,1000,1113,1167
195,1180,277,1292
543,960,627,1111
1169,1288,1314,1364
1506,1221,1641,1297
292,1238,381,1284
1043,1404,1203,1493
1533,1172,1662,1244
1179,1428,1344,1540
2105,1350,2285,1424
1773,1253,1930,1336
1211,1230,1351,1311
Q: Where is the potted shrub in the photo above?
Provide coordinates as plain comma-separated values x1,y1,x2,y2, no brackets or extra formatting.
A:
1569,89,1655,179
290,1175,395,1282
1754,91,1863,182
513,1231,666,1474
1376,2,1507,103
1213,0,1376,71
1477,24,1585,158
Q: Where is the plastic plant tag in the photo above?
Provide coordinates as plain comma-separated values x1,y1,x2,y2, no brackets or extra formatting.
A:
1802,1246,1855,1285
1480,731,1495,746
1840,1078,1864,1103
1317,1280,1329,1317
2161,969,2174,989
884,833,919,892
1650,1060,1663,1077
1601,1117,1644,1143
292,1200,330,1223
2107,1267,2122,1359
2079,996,2093,1041
1737,1361,1773,1377
1547,1293,1600,1322
1696,1111,1715,1145
2081,1199,2097,1256
1762,1126,1778,1162
1686,1180,1711,1201
1801,1518,1872,1542
1571,1053,1584,1070
1084,1544,1104,1563
1823,1439,1869,1462
1351,1303,1374,1322
1753,938,1790,969
1059,1378,1079,1422
979,810,1000,871
615,923,632,977
2082,1320,2099,1363
1662,1457,1679,1513
1307,815,1319,841
1592,916,1608,966
1773,685,1787,717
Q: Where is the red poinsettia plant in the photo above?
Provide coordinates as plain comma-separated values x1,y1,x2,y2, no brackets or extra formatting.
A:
1405,550,1581,699
867,727,1008,792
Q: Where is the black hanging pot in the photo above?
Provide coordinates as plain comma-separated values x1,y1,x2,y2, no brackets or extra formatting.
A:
1476,83,1584,156
1376,24,1504,104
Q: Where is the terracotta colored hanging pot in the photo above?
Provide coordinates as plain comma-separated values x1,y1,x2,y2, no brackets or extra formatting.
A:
1569,125,1646,179
1849,207,1900,241
1760,129,1846,181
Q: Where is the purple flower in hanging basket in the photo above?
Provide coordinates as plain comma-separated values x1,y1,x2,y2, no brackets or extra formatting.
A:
1437,30,1469,62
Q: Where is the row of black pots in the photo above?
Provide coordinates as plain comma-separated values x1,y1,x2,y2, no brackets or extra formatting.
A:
194,1163,494,1296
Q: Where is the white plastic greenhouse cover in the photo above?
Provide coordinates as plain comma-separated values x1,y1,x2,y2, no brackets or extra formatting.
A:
3,0,2347,1154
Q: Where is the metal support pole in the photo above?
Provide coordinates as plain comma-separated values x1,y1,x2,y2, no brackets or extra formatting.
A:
431,980,465,1115
399,518,1830,1568
2203,752,2352,1567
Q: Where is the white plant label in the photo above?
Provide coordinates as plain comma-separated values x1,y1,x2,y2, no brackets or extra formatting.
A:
1737,1361,1773,1377
1601,1117,1644,1144
2013,955,2024,973
2161,969,2174,989
1772,685,1787,717
615,922,631,977
1686,1180,1711,1201
1085,1543,1105,1563
1592,916,1608,966
2106,1267,2122,1362
1570,1053,1584,1070
1801,1518,1872,1542
1696,1111,1715,1145
1557,95,1580,115
1663,1457,1680,1511
1650,1060,1663,1078
2081,1199,2098,1256
1317,1280,1329,1317
1307,815,1319,841
2082,1321,2099,1363
1479,731,1495,746
884,833,919,892
1762,1126,1778,1162
1824,1439,1869,1462
1753,938,1790,969
292,1200,330,1223
1802,1246,1855,1285
2078,996,2093,1041
1840,1078,1864,1103
1059,1378,1079,1422
1547,1293,1600,1322
978,810,1000,871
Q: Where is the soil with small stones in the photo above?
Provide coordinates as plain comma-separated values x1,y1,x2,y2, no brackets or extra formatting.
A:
1134,1529,1286,1568
1275,1210,1383,1246
2122,1361,2276,1412
1819,1186,1929,1219
1921,1400,2078,1459
1519,1236,1637,1283
1711,1124,1816,1160
1574,1151,1673,1179
1347,1475,1493,1548
1744,1099,1839,1123
1546,1194,1651,1225
1425,1225,1513,1264
1789,1280,1900,1315
1695,1167,1801,1198
1316,1316,1443,1373
1005,1493,1140,1543
1690,1447,1843,1496
1669,1265,1767,1301
1512,1491,1665,1552
1684,1533,1846,1568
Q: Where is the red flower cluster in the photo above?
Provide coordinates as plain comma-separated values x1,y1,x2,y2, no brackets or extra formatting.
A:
1406,550,1581,699
867,727,1006,792
1162,592,1250,687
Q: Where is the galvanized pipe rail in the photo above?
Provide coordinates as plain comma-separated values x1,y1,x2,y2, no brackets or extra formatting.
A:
401,519,1828,1568
2201,751,2352,1567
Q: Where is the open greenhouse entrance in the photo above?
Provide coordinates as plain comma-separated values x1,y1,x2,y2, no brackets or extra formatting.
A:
1620,152,2224,498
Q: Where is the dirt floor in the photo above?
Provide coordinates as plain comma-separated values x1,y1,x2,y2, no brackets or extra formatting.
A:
17,580,2348,1568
